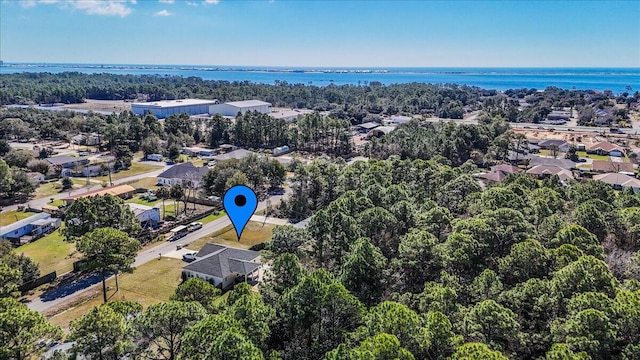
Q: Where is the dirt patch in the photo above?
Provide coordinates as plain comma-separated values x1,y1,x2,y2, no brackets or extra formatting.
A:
61,99,131,113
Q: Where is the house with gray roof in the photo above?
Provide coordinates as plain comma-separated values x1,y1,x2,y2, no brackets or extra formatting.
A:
211,149,257,162
182,244,261,289
157,162,208,188
527,156,576,170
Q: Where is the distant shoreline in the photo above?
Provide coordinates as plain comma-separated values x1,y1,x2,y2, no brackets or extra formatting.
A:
1,63,638,93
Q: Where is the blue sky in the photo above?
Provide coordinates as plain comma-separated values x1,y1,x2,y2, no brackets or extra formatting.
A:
1,0,639,67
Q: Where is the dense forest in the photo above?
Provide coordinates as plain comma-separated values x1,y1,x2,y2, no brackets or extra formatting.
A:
0,72,490,119
2,72,638,125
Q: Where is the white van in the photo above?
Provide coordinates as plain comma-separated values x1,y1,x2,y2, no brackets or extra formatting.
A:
188,222,203,232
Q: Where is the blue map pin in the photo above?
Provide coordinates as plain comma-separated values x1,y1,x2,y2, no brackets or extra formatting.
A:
223,185,258,240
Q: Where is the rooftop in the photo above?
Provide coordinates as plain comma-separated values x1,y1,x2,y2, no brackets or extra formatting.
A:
591,161,634,174
45,155,86,166
587,142,624,153
64,184,135,201
158,162,208,181
224,100,272,108
593,173,640,188
132,99,218,108
527,156,575,170
185,243,261,279
212,149,257,162
526,165,574,180
356,122,381,130
127,203,158,217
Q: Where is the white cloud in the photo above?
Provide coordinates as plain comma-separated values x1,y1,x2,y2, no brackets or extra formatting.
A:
154,9,171,16
158,0,174,3
204,0,219,4
19,0,37,8
72,1,133,17
186,1,198,5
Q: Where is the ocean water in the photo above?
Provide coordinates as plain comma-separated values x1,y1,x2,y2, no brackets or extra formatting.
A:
1,63,638,93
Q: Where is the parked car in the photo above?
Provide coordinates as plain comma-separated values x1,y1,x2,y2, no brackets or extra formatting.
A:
188,222,203,232
182,252,197,262
165,160,175,165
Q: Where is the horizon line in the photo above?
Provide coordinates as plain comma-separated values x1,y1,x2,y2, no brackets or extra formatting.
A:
1,62,639,70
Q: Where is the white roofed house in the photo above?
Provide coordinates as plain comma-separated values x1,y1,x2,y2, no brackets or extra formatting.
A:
127,203,161,229
181,244,262,289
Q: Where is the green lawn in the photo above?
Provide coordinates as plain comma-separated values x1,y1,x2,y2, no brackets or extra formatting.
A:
48,199,66,207
94,162,163,182
199,211,226,224
49,257,184,330
577,151,611,161
34,180,84,199
125,177,159,190
14,228,81,275
188,221,273,251
0,210,36,227
126,195,160,207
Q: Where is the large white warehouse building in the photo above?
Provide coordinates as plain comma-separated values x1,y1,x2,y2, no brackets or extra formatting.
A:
209,100,271,117
131,99,219,118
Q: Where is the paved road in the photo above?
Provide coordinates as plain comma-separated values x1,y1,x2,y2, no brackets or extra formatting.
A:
2,161,170,213
27,191,289,314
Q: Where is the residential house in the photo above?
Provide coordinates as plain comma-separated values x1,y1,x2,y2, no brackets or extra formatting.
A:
182,146,217,157
594,109,614,125
45,155,89,171
526,165,575,181
157,162,208,188
0,213,61,244
538,140,571,153
587,142,625,157
181,243,261,289
593,173,640,192
128,203,161,229
527,156,576,170
590,161,635,175
475,164,521,183
63,184,135,205
211,149,257,162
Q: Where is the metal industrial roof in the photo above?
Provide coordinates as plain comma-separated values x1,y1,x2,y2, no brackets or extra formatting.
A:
224,100,272,108
132,99,218,108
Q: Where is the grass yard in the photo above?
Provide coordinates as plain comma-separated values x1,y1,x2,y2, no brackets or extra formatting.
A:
199,210,226,224
34,181,83,199
49,257,184,330
94,162,163,183
0,210,36,227
188,221,273,251
48,199,66,207
126,195,160,207
178,155,205,167
14,229,81,275
576,151,611,161
125,177,159,190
